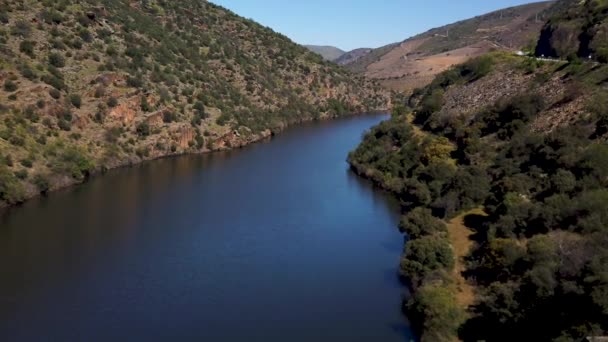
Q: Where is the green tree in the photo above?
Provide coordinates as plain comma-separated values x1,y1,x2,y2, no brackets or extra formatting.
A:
400,235,454,282
409,284,465,342
399,207,447,238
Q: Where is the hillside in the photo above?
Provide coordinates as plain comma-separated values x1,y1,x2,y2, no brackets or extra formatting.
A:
304,45,346,61
0,0,390,207
349,50,608,340
345,1,554,92
536,0,608,62
334,48,373,65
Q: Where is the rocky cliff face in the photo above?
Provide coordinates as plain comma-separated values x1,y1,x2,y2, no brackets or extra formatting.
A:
536,0,608,61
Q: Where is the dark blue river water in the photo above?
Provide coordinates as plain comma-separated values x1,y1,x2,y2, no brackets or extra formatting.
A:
0,114,414,341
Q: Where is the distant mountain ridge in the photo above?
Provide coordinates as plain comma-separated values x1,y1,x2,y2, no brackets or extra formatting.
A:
304,45,346,61
334,48,373,65
344,1,554,92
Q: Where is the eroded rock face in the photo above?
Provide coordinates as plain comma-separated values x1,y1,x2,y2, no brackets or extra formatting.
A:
177,127,195,149
146,111,164,127
109,98,138,124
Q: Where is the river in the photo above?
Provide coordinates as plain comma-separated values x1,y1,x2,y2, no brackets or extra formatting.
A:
0,114,415,341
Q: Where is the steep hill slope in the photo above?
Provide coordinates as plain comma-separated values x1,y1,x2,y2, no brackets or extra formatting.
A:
349,51,608,340
345,1,554,92
304,45,346,61
0,0,390,207
536,0,608,61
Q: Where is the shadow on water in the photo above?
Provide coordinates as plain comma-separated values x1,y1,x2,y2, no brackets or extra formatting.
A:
345,169,417,342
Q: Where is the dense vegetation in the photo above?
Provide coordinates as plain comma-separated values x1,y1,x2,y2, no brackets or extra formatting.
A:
349,51,608,341
0,0,389,206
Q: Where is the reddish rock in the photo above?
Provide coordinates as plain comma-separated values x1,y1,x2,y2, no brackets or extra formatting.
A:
177,127,195,149
109,98,138,124
146,111,164,127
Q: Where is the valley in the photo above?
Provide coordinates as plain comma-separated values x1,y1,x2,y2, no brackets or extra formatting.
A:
1,0,608,341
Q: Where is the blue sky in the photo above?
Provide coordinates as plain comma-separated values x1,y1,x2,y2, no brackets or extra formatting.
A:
211,0,546,51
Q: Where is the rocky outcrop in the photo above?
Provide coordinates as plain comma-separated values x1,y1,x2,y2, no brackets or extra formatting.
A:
211,128,272,150
177,127,195,149
109,98,138,124
535,0,608,62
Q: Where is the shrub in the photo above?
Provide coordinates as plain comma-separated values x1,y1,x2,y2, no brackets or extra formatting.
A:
42,74,66,90
33,174,50,193
107,97,118,108
58,119,71,131
416,89,444,124
193,101,206,115
24,106,39,122
0,166,26,204
48,53,65,68
136,121,150,137
78,28,92,43
11,20,31,37
163,110,177,123
126,76,143,88
19,40,35,57
460,55,494,81
49,88,61,99
69,94,82,108
20,158,33,168
195,134,205,149
477,94,545,137
14,169,28,180
4,79,17,92
140,96,151,112
596,47,608,64
41,9,63,25
18,63,36,80
58,146,94,180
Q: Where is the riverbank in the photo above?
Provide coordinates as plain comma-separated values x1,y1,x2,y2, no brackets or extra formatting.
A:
348,110,474,341
1,110,389,210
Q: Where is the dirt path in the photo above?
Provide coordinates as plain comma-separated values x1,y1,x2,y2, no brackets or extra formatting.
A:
446,208,486,308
